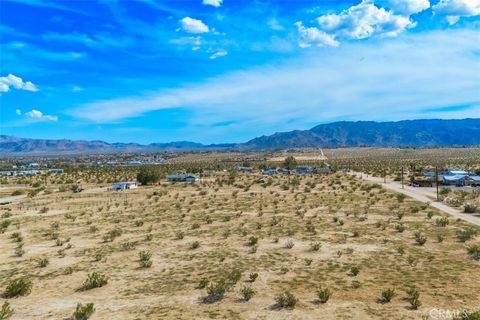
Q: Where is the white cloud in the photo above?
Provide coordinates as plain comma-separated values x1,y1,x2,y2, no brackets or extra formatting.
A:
377,0,430,15
15,109,22,115
209,50,228,59
180,17,209,34
0,73,39,92
69,29,480,139
202,0,222,7
25,109,58,121
295,22,339,48
316,0,415,40
432,0,480,25
72,85,83,92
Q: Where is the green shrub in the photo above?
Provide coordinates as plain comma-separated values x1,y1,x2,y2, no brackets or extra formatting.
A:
457,228,477,242
205,279,227,303
4,278,32,298
464,204,478,214
247,236,258,246
249,272,258,282
190,241,200,250
406,287,421,310
414,232,427,246
381,288,395,303
82,272,108,290
10,232,23,243
0,220,11,234
138,250,152,268
0,301,14,319
72,303,95,320
349,266,360,276
196,278,209,289
435,217,449,227
317,287,332,303
310,242,321,251
137,166,162,185
395,223,405,233
275,291,297,309
175,231,184,240
467,245,480,260
37,257,49,268
241,286,255,301
11,190,24,196
434,233,444,243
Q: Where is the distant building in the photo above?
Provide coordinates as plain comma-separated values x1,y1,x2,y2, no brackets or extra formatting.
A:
314,167,331,174
236,166,253,173
166,173,199,183
112,182,138,190
295,166,314,174
447,168,469,175
442,175,467,187
47,168,64,174
262,169,278,175
0,171,13,176
26,162,40,168
16,170,39,176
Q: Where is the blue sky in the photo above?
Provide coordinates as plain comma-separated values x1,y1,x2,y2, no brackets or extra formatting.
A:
0,0,479,144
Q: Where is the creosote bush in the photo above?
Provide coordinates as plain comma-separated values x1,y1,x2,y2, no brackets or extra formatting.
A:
241,286,255,301
73,302,95,320
275,291,297,309
138,250,152,268
380,288,395,303
4,278,32,298
0,301,14,320
82,272,108,290
317,287,332,303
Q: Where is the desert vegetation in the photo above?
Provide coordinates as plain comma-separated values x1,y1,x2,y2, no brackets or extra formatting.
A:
0,151,479,319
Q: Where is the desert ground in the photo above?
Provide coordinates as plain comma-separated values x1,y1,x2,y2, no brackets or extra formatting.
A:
0,151,479,319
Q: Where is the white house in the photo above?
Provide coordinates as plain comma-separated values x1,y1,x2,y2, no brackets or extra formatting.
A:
112,182,138,190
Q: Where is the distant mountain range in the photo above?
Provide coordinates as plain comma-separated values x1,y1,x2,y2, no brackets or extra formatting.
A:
2,119,480,155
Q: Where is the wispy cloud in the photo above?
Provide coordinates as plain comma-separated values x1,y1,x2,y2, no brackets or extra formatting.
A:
69,29,480,138
209,50,228,59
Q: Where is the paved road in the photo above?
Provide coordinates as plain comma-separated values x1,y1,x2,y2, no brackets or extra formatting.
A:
350,172,480,227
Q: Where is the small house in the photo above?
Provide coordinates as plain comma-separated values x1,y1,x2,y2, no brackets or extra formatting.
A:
442,175,467,187
48,168,64,174
314,167,332,174
262,169,278,175
295,166,314,174
112,182,138,190
166,173,199,183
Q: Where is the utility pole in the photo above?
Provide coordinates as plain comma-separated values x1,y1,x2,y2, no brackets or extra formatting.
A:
401,166,404,189
435,166,439,201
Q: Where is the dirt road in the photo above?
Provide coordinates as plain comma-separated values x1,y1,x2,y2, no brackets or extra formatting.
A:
351,172,480,227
